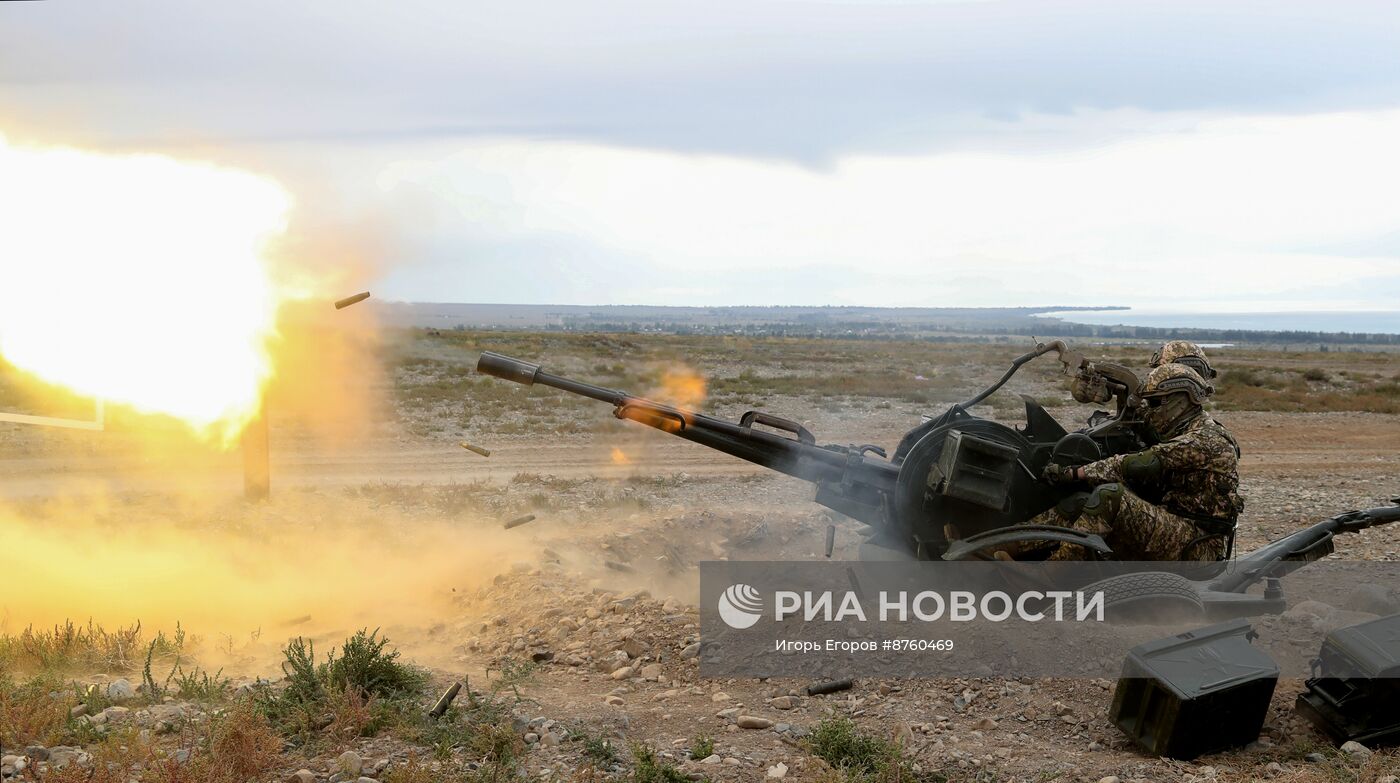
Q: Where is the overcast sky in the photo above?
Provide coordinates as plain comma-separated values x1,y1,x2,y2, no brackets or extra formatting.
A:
3,0,1399,309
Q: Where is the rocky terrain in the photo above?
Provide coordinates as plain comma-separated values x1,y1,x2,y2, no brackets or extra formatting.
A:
3,332,1399,782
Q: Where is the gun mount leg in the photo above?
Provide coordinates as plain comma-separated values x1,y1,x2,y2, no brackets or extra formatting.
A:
242,407,270,501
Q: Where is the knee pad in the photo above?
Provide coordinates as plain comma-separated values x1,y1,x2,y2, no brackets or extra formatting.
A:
1082,483,1124,521
1055,492,1090,520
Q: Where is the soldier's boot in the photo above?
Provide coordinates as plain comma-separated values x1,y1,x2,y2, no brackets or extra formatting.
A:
1007,492,1092,559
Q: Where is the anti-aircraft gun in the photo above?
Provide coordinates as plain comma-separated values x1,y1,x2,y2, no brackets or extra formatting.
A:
477,345,1400,618
481,342,1163,560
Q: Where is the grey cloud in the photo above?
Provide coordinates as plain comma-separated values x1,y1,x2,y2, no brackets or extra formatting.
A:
4,0,1400,160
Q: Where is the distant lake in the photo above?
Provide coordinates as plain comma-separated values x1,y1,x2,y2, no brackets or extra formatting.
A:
1037,310,1400,335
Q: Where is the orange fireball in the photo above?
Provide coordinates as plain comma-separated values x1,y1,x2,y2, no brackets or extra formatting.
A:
0,135,292,445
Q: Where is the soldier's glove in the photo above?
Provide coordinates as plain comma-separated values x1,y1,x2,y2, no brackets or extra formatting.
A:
1070,371,1111,405
1041,463,1079,485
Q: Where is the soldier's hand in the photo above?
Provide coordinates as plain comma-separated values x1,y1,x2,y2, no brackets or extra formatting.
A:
1041,463,1078,485
1070,372,1111,404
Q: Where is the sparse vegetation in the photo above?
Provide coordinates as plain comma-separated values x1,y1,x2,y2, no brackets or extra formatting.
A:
368,658,534,772
203,700,285,780
808,716,925,782
4,328,1399,782
0,674,77,746
395,328,1400,439
688,734,714,760
253,628,427,738
325,627,428,700
0,620,186,675
1214,361,1400,414
629,744,695,783
171,664,231,703
0,622,538,779
583,733,619,765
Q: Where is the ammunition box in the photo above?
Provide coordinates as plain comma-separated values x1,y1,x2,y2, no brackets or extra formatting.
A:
1110,618,1278,759
1296,612,1400,746
930,430,1020,511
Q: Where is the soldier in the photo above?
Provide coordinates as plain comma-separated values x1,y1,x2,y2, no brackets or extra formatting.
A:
1149,339,1218,380
1069,339,1217,406
1034,363,1244,561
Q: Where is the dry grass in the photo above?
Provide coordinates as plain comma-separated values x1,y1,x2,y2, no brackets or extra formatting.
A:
66,702,279,783
391,329,1400,443
326,683,379,740
392,328,1067,436
0,675,77,746
1,681,280,782
0,620,188,676
1215,362,1400,414
384,757,441,783
202,700,284,781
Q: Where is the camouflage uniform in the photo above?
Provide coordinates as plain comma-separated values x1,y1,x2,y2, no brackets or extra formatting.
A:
1031,364,1243,561
1069,340,1216,406
1150,340,1217,379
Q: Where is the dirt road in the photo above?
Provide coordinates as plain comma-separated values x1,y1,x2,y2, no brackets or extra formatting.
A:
4,409,1397,500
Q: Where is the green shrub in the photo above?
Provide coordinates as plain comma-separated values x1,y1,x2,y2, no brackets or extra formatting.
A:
689,734,715,759
1226,367,1271,388
281,635,325,705
325,628,428,700
807,717,914,782
1302,367,1331,382
583,733,618,764
172,665,230,703
630,744,694,783
256,629,426,737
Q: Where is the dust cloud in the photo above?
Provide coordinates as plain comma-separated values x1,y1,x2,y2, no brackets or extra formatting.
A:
0,488,535,672
0,131,495,673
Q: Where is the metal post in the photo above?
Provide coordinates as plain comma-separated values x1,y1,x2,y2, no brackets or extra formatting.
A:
243,403,269,501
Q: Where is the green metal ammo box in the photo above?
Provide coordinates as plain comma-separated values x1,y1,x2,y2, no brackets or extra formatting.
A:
1110,619,1279,759
1296,612,1400,746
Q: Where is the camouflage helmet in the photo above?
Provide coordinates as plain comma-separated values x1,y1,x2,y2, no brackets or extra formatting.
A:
1149,340,1217,379
1139,363,1213,405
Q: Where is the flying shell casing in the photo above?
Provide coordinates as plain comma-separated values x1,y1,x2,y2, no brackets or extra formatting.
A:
334,291,371,309
429,681,464,719
460,442,491,457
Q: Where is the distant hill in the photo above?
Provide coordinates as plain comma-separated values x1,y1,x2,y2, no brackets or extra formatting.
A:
378,302,1120,329
376,302,1400,347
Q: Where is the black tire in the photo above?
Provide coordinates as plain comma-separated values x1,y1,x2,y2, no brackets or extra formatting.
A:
1081,571,1205,625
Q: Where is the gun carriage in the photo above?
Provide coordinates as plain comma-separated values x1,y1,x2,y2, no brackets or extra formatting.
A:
477,346,1399,618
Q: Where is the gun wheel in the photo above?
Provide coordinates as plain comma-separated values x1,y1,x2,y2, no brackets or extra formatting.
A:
1082,571,1205,624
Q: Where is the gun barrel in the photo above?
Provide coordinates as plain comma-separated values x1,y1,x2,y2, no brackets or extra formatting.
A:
475,351,899,527
478,351,626,405
478,352,540,385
